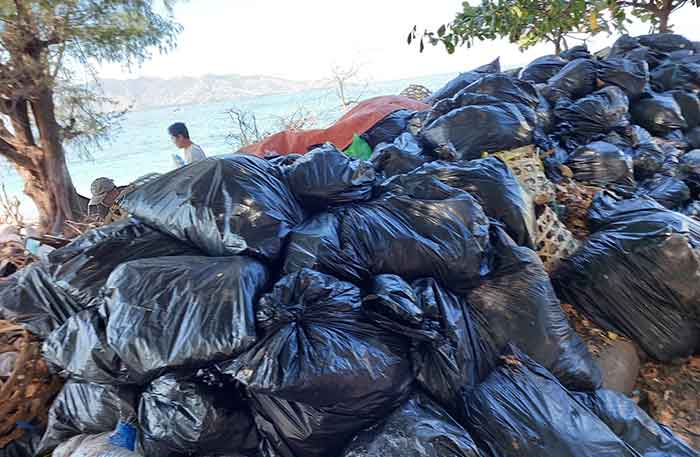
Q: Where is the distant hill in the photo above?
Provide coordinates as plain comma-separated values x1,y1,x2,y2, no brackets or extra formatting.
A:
99,74,320,111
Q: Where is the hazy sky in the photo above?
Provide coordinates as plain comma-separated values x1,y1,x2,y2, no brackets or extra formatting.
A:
97,0,700,82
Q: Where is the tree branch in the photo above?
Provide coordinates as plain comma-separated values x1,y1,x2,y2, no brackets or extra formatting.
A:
0,135,33,170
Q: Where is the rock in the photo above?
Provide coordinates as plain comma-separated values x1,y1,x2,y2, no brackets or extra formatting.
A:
597,341,641,395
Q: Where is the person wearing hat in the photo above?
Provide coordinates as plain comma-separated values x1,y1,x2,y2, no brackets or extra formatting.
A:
88,177,125,220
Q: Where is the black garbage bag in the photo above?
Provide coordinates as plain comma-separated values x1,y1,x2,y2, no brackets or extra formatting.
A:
565,141,635,191
421,102,535,160
281,143,376,211
519,55,568,83
605,125,665,179
221,269,413,457
139,371,259,457
364,274,493,422
630,92,687,135
0,429,42,457
427,58,501,104
635,174,690,209
667,90,700,129
609,35,669,69
660,128,690,150
552,194,700,361
537,94,555,133
370,132,429,177
399,158,536,248
545,58,597,101
42,305,134,385
554,86,630,143
687,126,700,149
560,45,591,61
265,153,302,166
361,110,416,149
119,156,305,259
105,256,268,384
597,58,649,99
639,33,694,53
283,175,492,291
574,389,698,457
0,220,199,337
679,149,700,196
339,395,483,457
464,226,601,391
37,382,137,454
683,200,700,219
463,346,639,457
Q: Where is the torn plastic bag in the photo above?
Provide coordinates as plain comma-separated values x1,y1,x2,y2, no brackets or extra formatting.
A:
421,102,535,160
105,256,267,383
119,156,305,259
565,141,635,191
651,62,700,92
553,87,630,144
52,433,142,457
545,58,597,101
464,226,601,391
364,275,492,422
427,58,501,104
0,220,198,337
399,158,536,248
361,110,415,149
38,382,137,454
560,45,591,61
370,132,429,177
222,269,413,457
639,33,693,53
463,346,639,457
281,143,376,211
597,58,650,99
667,90,700,129
635,175,690,209
689,126,700,149
680,149,700,196
630,92,688,135
42,306,135,385
283,175,492,291
573,389,698,457
340,395,483,457
519,55,568,83
139,371,259,457
552,194,700,361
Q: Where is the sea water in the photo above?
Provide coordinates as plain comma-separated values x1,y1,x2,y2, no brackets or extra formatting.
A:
0,73,452,219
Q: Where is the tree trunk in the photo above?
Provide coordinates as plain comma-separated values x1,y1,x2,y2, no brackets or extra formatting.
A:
658,0,673,32
3,91,87,233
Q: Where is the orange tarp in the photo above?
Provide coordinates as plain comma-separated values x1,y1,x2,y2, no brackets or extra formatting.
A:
240,96,430,157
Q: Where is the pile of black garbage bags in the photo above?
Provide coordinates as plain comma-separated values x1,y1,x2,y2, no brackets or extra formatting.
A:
1,32,700,457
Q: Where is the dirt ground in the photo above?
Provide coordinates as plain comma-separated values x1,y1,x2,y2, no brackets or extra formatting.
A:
563,303,700,450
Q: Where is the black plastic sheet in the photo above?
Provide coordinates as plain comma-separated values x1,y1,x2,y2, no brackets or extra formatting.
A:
38,382,137,454
463,347,639,457
105,256,267,384
340,395,483,457
282,143,376,211
574,389,698,457
119,156,305,259
552,195,700,361
222,269,413,457
139,371,259,457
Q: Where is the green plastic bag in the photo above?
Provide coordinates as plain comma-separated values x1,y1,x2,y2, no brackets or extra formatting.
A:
344,134,372,160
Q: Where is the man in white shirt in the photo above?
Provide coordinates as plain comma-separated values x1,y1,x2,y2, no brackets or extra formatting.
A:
168,122,206,167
